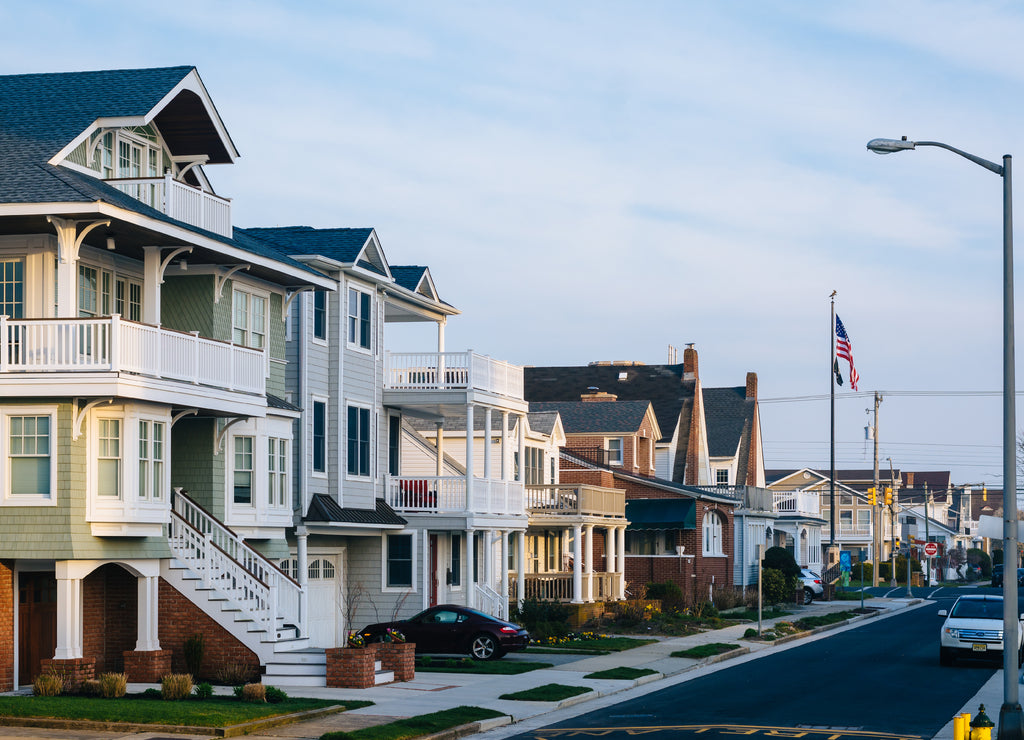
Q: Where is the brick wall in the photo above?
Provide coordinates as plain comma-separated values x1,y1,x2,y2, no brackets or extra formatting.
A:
83,564,138,674
123,649,172,682
0,562,11,691
158,579,259,681
325,646,376,688
377,642,414,682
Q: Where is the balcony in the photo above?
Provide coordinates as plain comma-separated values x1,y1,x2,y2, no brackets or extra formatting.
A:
0,316,264,395
822,525,872,539
773,490,820,517
385,476,524,516
384,351,524,400
109,174,232,237
525,484,626,520
512,571,618,603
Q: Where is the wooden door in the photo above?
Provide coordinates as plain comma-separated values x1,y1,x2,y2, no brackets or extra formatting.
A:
18,572,56,682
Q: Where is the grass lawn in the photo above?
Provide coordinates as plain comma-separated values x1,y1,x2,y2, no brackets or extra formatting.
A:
499,683,593,702
415,658,552,674
321,705,505,740
834,591,875,601
531,636,656,652
669,643,740,659
0,694,363,727
725,608,791,621
583,667,658,680
794,611,855,629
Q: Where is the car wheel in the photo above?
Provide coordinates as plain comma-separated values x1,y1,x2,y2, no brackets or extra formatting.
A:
803,588,813,605
940,647,954,667
470,633,499,660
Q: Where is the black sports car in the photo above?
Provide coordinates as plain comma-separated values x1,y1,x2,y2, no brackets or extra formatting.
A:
360,604,530,660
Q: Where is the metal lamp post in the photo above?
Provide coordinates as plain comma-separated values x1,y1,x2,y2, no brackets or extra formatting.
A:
867,137,1018,740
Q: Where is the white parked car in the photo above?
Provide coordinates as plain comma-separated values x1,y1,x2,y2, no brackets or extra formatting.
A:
938,595,1024,666
801,569,824,605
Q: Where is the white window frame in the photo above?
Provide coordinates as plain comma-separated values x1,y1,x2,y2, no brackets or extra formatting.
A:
232,285,268,351
312,289,328,344
346,403,372,478
702,510,724,556
1,406,57,507
78,262,142,321
347,286,372,352
606,437,624,466
715,468,730,486
382,531,417,592
268,437,290,509
96,416,123,499
856,509,870,530
233,435,255,506
137,418,167,502
0,258,25,319
311,397,328,478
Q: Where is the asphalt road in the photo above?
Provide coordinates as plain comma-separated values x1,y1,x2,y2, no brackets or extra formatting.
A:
498,592,997,740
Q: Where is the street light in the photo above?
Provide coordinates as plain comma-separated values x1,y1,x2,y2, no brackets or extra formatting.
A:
867,136,1018,740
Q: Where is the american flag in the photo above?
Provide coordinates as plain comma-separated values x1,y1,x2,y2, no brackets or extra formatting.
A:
835,315,859,391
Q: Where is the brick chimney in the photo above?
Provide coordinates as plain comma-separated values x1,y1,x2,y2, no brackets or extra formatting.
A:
683,343,698,381
581,390,618,402
746,372,757,400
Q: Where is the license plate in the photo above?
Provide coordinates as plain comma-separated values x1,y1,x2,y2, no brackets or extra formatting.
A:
973,643,988,652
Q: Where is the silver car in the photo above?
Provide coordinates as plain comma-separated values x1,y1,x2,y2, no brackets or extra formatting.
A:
801,568,824,605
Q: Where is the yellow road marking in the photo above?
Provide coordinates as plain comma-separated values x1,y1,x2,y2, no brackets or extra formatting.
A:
532,725,923,740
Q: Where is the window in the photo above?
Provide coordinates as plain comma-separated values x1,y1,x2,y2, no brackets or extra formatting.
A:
78,265,141,320
387,534,413,588
269,438,289,507
607,438,623,466
702,510,724,556
0,259,24,318
716,468,729,486
97,418,121,497
524,447,545,485
625,530,674,555
550,457,556,484
233,288,266,349
545,532,560,571
233,436,253,504
857,509,870,530
312,401,326,474
138,420,165,501
449,534,461,586
9,416,50,496
347,406,370,476
313,290,327,340
347,288,371,349
388,416,400,476
840,510,853,529
839,493,853,505
279,558,298,579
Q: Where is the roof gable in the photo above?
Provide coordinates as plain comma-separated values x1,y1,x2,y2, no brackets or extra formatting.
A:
530,400,656,435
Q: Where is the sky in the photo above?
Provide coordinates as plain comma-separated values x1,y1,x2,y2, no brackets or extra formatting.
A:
2,1,1022,487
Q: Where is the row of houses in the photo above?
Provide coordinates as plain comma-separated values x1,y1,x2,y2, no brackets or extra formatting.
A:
0,65,990,691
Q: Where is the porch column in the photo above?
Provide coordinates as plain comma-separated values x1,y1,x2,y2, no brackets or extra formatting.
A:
584,524,594,602
143,246,162,325
135,575,161,651
465,529,475,609
605,525,617,600
517,414,526,483
617,527,627,599
500,411,509,481
297,526,309,637
483,407,492,481
516,530,526,608
435,423,444,477
437,318,445,352
465,405,475,512
54,566,83,660
422,529,430,611
483,528,494,596
500,530,510,619
572,525,583,604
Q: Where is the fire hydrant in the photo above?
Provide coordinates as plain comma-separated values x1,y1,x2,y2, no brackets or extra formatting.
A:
970,705,995,740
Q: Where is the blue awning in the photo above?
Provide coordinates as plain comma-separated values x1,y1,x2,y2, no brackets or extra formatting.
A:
625,498,696,530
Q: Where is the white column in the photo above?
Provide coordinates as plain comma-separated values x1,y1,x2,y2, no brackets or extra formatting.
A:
500,411,509,480
617,527,627,599
517,414,526,483
297,527,309,637
572,525,583,604
500,530,510,619
134,575,161,651
422,529,431,610
606,525,617,600
465,405,475,512
483,528,494,596
516,531,526,608
54,233,78,318
437,318,445,352
483,407,493,481
435,423,444,477
54,569,83,660
584,524,594,602
465,529,475,609
143,247,162,325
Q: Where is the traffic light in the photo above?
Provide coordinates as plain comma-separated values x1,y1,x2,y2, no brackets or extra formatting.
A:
983,486,988,502
867,487,877,506
884,487,893,506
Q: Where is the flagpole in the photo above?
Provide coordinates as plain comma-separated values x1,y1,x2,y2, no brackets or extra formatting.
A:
830,292,837,553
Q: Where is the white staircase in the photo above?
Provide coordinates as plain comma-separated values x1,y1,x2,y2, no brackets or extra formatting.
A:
165,492,311,667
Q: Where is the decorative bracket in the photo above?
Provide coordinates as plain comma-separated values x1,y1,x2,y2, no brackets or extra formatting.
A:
214,416,247,454
159,247,193,284
213,265,251,303
72,398,114,440
46,216,112,263
282,287,314,321
171,409,198,427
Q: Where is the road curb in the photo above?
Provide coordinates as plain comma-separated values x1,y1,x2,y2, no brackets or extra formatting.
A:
417,714,513,740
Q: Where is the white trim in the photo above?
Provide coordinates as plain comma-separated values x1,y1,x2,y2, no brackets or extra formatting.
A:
344,400,373,480
346,285,373,354
310,395,329,479
381,530,418,593
0,405,58,507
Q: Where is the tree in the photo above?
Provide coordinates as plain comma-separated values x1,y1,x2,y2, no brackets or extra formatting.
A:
762,546,800,579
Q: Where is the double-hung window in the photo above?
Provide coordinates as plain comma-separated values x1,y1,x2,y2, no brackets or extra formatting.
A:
312,401,326,474
716,468,729,486
313,290,327,341
138,420,165,501
78,265,141,321
233,436,254,505
347,288,371,349
233,288,266,349
347,406,371,476
0,259,24,318
97,419,121,497
388,416,400,476
269,437,289,507
9,415,51,497
386,534,413,588
606,438,624,466
449,534,461,586
702,511,723,556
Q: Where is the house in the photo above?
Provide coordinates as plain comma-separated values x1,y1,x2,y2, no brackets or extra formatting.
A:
0,67,336,690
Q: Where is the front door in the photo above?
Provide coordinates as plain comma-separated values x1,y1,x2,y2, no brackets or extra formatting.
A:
429,535,439,606
307,556,340,648
18,572,56,683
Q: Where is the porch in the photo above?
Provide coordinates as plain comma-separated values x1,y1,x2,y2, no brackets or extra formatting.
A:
512,571,619,603
109,174,232,238
525,484,625,519
384,351,524,400
384,476,524,516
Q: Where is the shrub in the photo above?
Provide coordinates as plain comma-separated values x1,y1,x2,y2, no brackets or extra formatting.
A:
215,662,256,686
81,679,101,697
194,682,214,700
691,600,719,620
646,581,685,611
264,685,288,704
98,672,127,699
968,548,992,578
184,633,205,679
711,585,745,611
743,627,757,638
161,673,193,701
851,561,872,583
762,547,801,579
760,568,795,606
240,683,266,703
141,687,162,699
511,598,572,641
32,672,63,697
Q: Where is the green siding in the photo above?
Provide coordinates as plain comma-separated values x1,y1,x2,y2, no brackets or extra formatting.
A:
170,417,224,520
162,275,215,338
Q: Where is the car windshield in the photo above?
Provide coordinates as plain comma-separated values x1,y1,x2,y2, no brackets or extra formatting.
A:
951,600,1002,619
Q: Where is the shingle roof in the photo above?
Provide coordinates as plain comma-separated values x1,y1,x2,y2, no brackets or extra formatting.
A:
238,227,374,265
390,266,427,292
305,494,406,526
527,411,559,436
266,393,301,412
529,400,652,435
703,386,753,457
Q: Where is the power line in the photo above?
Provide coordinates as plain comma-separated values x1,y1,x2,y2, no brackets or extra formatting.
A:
760,390,1016,403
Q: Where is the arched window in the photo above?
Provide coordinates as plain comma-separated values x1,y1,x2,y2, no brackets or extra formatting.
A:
702,511,723,556
279,558,298,579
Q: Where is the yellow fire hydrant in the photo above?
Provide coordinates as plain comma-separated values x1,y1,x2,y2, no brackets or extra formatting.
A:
970,705,995,740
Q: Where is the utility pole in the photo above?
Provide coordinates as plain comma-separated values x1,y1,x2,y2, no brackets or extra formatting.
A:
888,457,898,587
924,481,930,587
872,392,882,587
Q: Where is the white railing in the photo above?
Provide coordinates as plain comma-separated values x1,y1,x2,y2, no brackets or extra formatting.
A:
525,484,625,518
384,351,524,399
773,490,820,517
110,174,232,237
823,525,872,538
0,316,264,395
385,476,524,515
170,492,303,635
475,583,506,619
520,572,615,603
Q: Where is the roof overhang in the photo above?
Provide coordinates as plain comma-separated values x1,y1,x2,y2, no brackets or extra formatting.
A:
625,498,696,530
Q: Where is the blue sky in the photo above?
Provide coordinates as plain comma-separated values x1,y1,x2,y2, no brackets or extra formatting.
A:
4,1,1023,486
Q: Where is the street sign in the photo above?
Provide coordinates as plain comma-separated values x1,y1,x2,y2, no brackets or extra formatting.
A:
924,542,939,557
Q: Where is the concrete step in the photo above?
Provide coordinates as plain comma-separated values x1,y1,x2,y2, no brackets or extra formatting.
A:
375,670,395,684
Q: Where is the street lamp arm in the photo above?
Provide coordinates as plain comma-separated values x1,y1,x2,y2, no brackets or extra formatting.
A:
914,141,1004,177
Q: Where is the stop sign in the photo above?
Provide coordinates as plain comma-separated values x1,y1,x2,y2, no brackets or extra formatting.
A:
923,542,939,557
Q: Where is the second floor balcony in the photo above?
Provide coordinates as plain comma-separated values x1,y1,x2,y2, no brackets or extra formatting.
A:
109,174,232,238
0,315,264,399
525,484,626,520
385,475,524,517
384,351,524,401
773,490,820,518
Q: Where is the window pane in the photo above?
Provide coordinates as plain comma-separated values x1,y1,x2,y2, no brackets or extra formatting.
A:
313,402,326,472
359,408,370,475
313,290,327,339
347,405,358,475
11,457,48,495
387,534,413,587
359,292,371,348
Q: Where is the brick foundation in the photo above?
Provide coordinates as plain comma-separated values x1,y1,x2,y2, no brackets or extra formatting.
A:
325,646,376,688
83,564,138,674
377,642,415,682
123,649,172,683
40,657,95,692
0,562,12,691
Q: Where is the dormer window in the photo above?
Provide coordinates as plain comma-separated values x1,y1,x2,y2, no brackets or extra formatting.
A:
606,438,623,466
